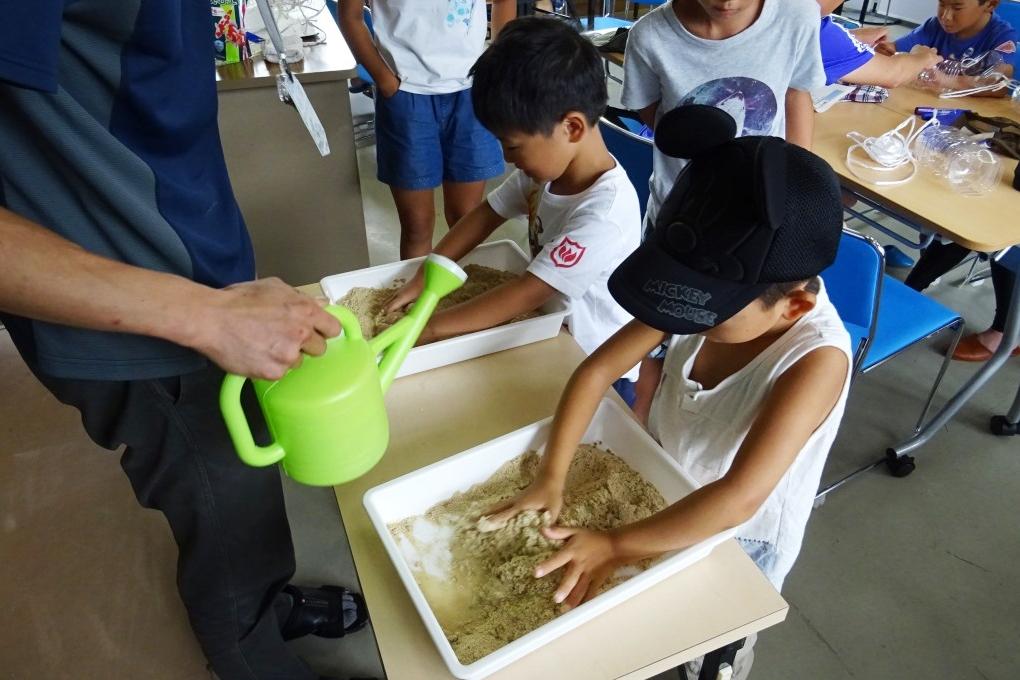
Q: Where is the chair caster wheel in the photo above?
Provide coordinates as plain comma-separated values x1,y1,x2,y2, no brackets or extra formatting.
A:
990,415,1019,436
885,449,915,477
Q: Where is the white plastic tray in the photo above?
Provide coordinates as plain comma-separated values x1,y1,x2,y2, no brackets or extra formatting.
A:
320,240,570,379
363,398,736,679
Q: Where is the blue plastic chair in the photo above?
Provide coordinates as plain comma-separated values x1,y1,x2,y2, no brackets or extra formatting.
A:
599,117,653,220
820,229,881,374
818,228,964,493
592,16,634,30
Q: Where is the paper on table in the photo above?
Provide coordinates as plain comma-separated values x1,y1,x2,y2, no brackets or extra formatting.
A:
811,83,856,112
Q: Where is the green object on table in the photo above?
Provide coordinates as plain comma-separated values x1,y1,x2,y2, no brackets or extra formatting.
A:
220,254,466,486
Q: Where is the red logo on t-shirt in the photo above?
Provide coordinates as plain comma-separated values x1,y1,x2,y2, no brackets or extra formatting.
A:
994,41,1017,54
550,237,586,268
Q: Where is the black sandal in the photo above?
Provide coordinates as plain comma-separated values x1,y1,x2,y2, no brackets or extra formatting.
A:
280,584,369,641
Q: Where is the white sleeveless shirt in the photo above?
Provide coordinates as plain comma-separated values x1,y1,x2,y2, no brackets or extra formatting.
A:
647,282,852,586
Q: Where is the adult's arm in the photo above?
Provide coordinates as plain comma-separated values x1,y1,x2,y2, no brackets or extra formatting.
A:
842,49,943,88
0,206,339,380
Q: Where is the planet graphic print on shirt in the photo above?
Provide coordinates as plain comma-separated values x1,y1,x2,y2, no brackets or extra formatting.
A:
679,77,778,137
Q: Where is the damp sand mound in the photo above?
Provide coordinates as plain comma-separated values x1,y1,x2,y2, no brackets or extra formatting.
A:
390,445,666,665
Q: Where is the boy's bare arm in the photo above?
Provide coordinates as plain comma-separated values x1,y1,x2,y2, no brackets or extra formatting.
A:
338,0,400,98
384,201,506,313
784,88,814,150
535,345,848,607
418,272,556,344
0,207,340,380
490,0,516,39
485,320,668,525
610,346,848,560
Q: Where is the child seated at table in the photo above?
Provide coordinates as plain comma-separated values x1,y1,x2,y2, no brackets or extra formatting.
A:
385,17,643,399
817,0,943,87
484,106,852,679
876,0,1017,86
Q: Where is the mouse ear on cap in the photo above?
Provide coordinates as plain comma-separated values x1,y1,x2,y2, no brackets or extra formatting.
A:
654,105,738,159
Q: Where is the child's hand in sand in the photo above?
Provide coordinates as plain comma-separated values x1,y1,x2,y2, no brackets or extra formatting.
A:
384,268,425,315
535,526,621,610
478,476,564,531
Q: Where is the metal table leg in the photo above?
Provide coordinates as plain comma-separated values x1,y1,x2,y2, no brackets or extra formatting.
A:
887,271,1020,461
689,637,745,680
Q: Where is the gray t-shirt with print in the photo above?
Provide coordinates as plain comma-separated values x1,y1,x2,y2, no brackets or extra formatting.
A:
621,0,824,228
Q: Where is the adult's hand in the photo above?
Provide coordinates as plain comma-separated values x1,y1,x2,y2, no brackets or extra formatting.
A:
188,278,341,380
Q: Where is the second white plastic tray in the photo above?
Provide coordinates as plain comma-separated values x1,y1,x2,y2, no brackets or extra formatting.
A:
320,240,570,379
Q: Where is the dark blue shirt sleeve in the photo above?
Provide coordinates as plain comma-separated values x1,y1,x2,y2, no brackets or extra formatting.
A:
819,17,875,85
894,17,939,53
0,1,67,91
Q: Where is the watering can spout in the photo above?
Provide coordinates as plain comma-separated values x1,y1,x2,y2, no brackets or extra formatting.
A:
373,254,467,392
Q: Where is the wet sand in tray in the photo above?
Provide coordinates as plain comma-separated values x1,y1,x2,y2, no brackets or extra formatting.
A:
337,263,540,339
390,445,666,665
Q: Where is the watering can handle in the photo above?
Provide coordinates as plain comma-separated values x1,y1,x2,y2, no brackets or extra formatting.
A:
220,305,363,468
220,374,286,467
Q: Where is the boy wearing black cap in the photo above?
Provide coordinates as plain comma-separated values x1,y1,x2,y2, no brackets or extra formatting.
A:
486,107,852,673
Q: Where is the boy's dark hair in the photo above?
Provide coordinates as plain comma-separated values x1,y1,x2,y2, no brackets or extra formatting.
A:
470,16,608,137
759,277,822,308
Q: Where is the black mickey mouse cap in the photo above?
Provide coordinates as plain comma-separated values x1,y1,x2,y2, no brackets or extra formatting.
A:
608,105,844,335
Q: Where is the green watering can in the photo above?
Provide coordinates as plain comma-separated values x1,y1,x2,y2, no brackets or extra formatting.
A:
220,254,466,486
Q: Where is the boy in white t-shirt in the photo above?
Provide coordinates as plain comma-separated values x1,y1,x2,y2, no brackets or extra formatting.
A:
386,16,644,396
339,0,515,259
484,106,852,678
622,0,825,232
621,0,826,417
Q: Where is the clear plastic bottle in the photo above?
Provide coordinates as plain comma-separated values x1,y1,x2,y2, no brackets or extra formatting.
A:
945,145,1003,195
913,126,971,177
913,126,1002,195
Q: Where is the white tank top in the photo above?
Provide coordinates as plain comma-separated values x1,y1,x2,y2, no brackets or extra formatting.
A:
371,0,488,95
647,282,852,584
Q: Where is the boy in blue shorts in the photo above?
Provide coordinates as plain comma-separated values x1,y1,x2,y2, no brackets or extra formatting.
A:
877,0,1017,81
339,0,515,259
486,106,853,679
385,17,644,400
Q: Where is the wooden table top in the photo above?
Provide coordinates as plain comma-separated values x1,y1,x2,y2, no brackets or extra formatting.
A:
814,88,1019,252
296,279,788,680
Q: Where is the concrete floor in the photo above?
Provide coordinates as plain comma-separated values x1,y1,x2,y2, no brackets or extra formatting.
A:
4,76,1020,679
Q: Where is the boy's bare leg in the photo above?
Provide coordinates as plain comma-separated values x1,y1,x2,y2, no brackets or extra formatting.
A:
391,187,437,260
441,179,488,230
